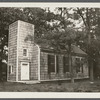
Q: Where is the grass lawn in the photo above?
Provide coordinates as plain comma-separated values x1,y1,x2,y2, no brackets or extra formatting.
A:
0,79,100,92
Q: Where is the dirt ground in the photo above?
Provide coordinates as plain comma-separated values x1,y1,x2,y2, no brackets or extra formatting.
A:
0,79,100,92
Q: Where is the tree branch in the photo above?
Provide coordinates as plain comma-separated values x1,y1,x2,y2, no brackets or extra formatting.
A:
77,8,87,28
86,8,90,29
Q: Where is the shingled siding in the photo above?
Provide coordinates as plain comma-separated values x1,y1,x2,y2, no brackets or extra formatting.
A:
40,51,89,81
30,44,39,80
17,21,38,81
8,21,18,81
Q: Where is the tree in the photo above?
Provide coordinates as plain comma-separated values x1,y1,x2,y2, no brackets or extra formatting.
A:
1,7,100,82
76,8,100,82
23,8,58,40
24,7,80,83
56,7,100,82
0,7,28,61
51,8,82,83
45,28,79,83
0,7,56,61
49,7,100,82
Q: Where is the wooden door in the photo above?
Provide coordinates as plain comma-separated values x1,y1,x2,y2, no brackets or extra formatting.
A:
21,62,29,80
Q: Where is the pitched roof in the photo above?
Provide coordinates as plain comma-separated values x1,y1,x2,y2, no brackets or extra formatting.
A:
71,45,87,55
38,43,87,55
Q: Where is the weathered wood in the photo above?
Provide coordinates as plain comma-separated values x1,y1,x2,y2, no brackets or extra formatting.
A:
8,21,39,81
8,20,89,82
40,51,89,81
8,21,18,81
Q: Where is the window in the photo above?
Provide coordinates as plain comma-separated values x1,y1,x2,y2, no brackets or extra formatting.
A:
76,57,83,73
80,58,84,73
23,49,28,57
56,55,59,73
48,55,55,73
9,65,13,74
76,58,81,72
48,55,59,73
63,56,69,73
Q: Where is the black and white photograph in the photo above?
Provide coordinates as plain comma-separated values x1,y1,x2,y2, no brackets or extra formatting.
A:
0,3,100,97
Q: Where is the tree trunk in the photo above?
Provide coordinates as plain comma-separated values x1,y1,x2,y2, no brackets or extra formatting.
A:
68,43,74,83
89,59,94,82
77,8,94,82
88,31,94,82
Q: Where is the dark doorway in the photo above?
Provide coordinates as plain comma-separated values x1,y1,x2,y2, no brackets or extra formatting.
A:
1,62,7,81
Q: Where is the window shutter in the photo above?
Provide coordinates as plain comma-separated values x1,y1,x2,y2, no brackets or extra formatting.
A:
56,55,59,73
48,55,51,74
63,56,69,73
50,55,55,72
63,56,66,73
82,64,83,73
48,55,55,73
76,58,81,73
9,65,11,74
66,57,69,72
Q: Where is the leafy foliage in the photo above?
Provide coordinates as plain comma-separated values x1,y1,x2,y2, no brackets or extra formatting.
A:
0,7,28,60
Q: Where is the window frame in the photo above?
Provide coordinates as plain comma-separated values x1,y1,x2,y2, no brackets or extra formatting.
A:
63,56,69,73
23,48,28,57
48,54,58,74
9,65,13,74
75,56,84,73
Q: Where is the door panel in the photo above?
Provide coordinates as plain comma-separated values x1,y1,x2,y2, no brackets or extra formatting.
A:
21,62,29,80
